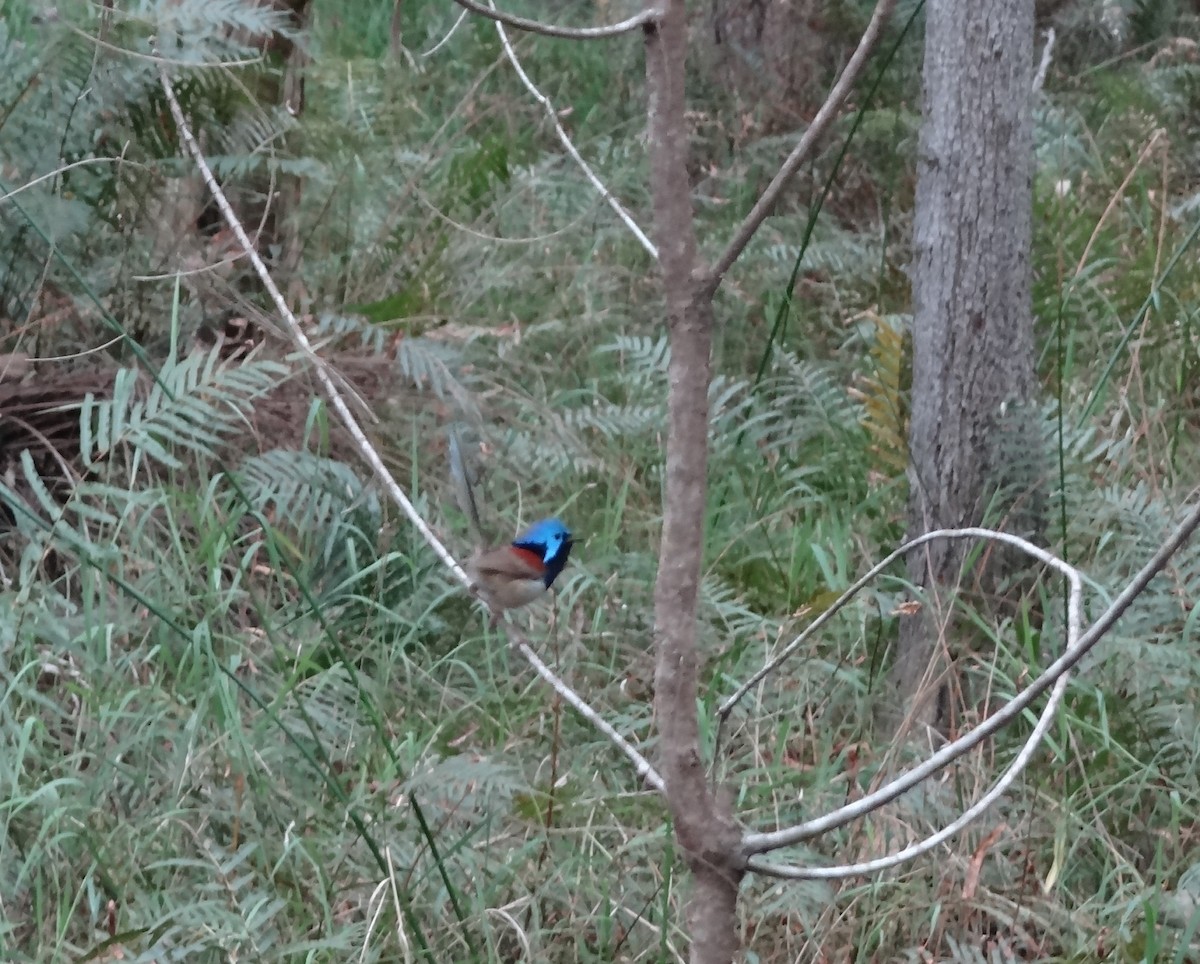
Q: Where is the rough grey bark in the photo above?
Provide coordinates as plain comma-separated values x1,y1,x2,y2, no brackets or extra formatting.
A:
889,0,1039,735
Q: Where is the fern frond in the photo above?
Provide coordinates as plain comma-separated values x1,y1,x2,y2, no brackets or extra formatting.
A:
79,346,288,471
596,335,671,379
0,451,123,583
701,573,779,641
155,0,302,60
561,403,663,440
395,337,475,409
761,223,883,285
709,375,754,431
235,450,377,538
849,311,910,474
501,428,599,476
769,351,860,426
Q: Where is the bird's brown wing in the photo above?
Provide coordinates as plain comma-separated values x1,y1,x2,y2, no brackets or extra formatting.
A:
469,546,545,582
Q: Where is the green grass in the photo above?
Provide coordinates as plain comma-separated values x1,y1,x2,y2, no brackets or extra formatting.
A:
2,1,1200,961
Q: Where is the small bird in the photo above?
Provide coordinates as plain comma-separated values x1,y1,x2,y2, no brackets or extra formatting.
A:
449,429,574,616
467,517,574,614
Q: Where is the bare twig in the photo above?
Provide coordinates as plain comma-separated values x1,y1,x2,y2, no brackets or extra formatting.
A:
371,54,511,292
452,0,660,40
741,499,1200,861
413,182,597,243
717,527,1078,729
1073,128,1165,278
0,156,148,205
70,21,263,68
701,0,897,294
491,6,658,258
421,8,469,57
1032,27,1055,93
746,549,1082,880
513,630,665,792
157,68,459,562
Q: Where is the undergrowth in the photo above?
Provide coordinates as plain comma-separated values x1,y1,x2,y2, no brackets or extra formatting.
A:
1,0,1200,960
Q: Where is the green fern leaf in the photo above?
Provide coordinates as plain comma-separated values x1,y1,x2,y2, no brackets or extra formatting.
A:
79,347,287,472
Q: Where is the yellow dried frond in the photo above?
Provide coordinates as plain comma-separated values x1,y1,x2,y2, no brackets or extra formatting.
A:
849,310,910,476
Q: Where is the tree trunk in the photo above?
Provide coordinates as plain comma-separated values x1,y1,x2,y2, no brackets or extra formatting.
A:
887,0,1038,737
645,1,746,960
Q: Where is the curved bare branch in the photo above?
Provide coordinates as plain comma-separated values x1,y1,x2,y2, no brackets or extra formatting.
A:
717,527,1081,728
741,499,1200,860
514,632,665,791
746,598,1075,879
490,6,658,257
452,0,660,40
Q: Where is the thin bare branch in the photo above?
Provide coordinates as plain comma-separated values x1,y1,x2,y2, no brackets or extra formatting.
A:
717,527,1079,729
413,182,598,243
157,67,462,568
747,642,1061,879
512,630,665,792
741,499,1200,859
0,156,147,205
452,0,660,40
492,7,658,258
69,21,264,68
701,0,897,293
421,8,469,57
746,544,1082,879
1032,27,1055,93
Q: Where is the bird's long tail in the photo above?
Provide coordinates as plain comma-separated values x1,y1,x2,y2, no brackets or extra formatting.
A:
448,428,486,546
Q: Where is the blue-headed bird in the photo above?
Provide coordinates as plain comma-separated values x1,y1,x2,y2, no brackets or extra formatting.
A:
449,431,573,616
